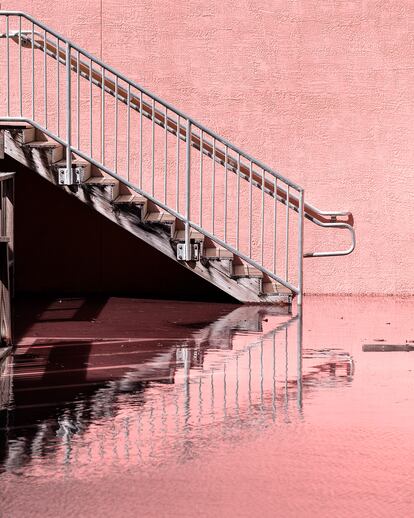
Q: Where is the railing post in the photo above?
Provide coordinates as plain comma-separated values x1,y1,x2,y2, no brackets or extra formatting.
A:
185,119,191,260
6,14,10,117
66,43,72,176
297,189,304,307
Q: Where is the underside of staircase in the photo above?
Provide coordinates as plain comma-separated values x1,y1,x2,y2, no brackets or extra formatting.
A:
1,123,291,305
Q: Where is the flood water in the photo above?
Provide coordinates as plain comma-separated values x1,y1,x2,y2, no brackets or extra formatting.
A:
0,296,413,517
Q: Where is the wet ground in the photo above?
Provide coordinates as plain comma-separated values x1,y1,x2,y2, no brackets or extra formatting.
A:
0,295,413,517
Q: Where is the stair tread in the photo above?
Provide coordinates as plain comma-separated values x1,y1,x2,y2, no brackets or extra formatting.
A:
24,140,61,148
233,264,263,278
114,194,147,204
145,211,176,223
85,176,118,185
174,229,204,241
0,122,33,129
203,247,233,259
262,281,292,295
54,158,90,167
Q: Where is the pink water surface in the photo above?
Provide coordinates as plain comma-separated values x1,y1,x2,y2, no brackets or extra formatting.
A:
1,296,413,517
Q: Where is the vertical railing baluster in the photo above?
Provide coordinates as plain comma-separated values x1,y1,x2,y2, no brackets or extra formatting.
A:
273,177,277,273
211,138,216,234
249,161,252,257
89,58,93,158
127,83,130,181
285,185,290,282
18,16,22,116
139,90,143,188
199,130,203,226
298,189,304,306
261,169,265,266
6,16,10,116
176,114,180,212
224,145,228,242
101,65,105,165
151,98,155,196
185,119,192,259
66,44,72,181
164,106,168,204
57,38,60,136
76,50,80,149
236,153,240,249
114,75,118,172
44,29,47,128
31,22,35,120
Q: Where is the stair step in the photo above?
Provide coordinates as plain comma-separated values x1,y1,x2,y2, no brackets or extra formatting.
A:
174,229,204,241
114,194,147,205
54,158,90,168
0,122,32,129
0,123,36,144
233,264,263,278
145,211,176,224
82,175,120,200
24,139,63,162
262,281,292,295
84,176,118,186
0,121,32,129
24,140,61,149
202,247,233,259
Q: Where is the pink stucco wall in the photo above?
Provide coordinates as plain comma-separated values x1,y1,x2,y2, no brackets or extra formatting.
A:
2,1,414,294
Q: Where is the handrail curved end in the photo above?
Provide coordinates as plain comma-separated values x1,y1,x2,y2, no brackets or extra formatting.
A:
304,220,356,258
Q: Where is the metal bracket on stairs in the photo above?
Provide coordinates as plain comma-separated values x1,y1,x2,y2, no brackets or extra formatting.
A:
57,166,83,186
176,242,201,261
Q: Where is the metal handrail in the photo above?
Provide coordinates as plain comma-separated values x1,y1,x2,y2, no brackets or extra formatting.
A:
0,12,356,304
0,12,354,223
3,28,354,224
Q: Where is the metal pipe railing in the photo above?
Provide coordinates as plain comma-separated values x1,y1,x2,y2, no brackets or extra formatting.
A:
1,24,355,228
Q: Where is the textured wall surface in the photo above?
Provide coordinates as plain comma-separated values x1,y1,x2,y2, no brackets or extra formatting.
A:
2,0,414,294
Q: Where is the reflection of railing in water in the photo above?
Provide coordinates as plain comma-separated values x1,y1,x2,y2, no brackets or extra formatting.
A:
0,307,354,474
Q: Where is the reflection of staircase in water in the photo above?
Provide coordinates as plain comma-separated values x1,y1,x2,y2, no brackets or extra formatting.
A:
0,306,354,474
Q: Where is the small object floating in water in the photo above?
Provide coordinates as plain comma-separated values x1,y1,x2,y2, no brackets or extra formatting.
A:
363,344,414,352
